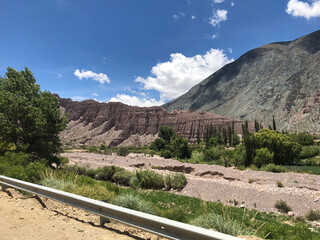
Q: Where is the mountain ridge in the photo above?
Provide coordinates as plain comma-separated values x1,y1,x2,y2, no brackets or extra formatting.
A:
163,30,320,132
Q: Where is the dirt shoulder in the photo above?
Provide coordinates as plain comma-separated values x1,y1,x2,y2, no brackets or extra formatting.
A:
0,188,163,240
62,152,320,215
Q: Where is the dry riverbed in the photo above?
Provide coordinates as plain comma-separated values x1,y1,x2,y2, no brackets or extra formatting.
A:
62,152,320,216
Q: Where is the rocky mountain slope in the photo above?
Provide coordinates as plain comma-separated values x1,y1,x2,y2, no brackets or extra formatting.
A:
163,30,320,133
59,97,247,147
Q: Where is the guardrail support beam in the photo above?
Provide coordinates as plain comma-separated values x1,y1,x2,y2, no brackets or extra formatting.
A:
1,184,8,191
100,216,110,226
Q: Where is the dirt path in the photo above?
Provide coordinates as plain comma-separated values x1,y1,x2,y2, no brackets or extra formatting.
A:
62,152,320,215
0,188,163,240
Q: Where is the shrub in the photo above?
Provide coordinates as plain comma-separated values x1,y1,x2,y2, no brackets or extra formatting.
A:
150,138,166,151
39,170,76,191
203,147,221,163
164,173,187,191
275,200,292,213
289,132,314,146
160,149,174,159
190,212,253,236
113,193,157,215
88,146,99,153
0,152,48,182
94,166,122,181
300,146,320,159
111,170,134,186
248,179,255,184
253,148,274,168
261,164,286,173
134,169,164,190
277,181,284,188
71,184,115,201
305,209,320,221
105,181,120,194
117,147,129,156
129,175,141,189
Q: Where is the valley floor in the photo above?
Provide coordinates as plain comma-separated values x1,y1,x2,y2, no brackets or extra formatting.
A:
62,152,320,216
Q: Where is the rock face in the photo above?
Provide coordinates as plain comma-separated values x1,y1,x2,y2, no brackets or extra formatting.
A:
59,98,246,147
163,30,320,132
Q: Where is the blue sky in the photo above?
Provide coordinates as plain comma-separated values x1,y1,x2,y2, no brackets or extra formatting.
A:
1,0,320,106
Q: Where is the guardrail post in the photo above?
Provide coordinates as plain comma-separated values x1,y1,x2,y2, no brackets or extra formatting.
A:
100,216,110,226
1,184,8,191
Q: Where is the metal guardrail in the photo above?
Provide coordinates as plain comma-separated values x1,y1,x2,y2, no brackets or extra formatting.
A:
0,175,243,240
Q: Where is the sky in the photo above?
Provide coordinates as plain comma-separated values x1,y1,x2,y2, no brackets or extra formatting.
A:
0,0,320,107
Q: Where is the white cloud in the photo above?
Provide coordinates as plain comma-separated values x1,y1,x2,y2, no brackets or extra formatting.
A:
74,69,110,84
286,0,320,19
213,0,224,3
109,94,164,107
57,74,63,79
227,48,233,53
209,9,228,27
135,49,233,101
72,96,86,102
186,0,191,4
231,2,235,7
173,12,186,20
211,33,219,39
191,15,196,20
92,93,99,97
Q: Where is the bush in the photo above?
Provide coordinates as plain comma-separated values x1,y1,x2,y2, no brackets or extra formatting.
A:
113,193,157,215
261,164,286,173
105,181,120,194
0,152,48,182
111,170,134,186
160,149,174,159
190,212,253,236
117,146,129,156
88,146,99,153
289,132,314,146
71,184,115,201
253,148,274,168
39,170,76,191
134,169,164,190
275,200,292,213
150,138,166,151
300,146,320,159
94,166,122,181
203,147,221,163
232,145,246,167
164,173,187,191
277,181,284,188
305,209,320,221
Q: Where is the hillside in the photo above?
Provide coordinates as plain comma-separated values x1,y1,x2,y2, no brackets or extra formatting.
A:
59,97,247,147
163,30,320,132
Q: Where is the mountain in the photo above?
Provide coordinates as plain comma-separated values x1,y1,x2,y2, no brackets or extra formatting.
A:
163,30,320,132
59,97,247,147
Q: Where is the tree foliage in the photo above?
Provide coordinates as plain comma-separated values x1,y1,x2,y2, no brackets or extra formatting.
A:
254,129,301,165
0,68,66,164
158,126,175,144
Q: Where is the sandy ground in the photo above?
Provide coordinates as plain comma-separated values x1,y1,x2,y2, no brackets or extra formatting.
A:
0,188,164,240
62,152,320,215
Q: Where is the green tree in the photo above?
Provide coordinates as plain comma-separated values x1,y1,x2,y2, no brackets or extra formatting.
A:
289,132,314,146
158,126,175,144
242,121,255,166
0,68,66,164
253,147,274,168
150,138,166,151
172,135,192,159
254,129,301,165
272,116,277,131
